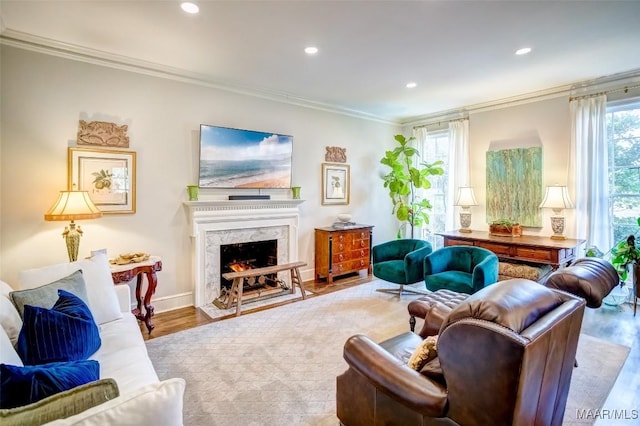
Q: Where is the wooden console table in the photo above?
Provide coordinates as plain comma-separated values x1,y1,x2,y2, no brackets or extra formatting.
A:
315,225,373,284
438,231,585,269
110,256,162,333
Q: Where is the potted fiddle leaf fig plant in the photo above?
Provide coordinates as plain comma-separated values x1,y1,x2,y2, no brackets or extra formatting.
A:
380,134,444,239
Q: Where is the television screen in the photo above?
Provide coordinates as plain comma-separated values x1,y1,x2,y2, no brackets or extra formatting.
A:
198,124,293,189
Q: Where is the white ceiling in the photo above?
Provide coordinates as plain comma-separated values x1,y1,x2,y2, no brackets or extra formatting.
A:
1,0,640,123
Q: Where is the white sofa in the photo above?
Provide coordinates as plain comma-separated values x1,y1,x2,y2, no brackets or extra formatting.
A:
0,254,185,425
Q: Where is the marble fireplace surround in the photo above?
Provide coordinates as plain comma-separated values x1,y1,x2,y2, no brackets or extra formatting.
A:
186,199,303,308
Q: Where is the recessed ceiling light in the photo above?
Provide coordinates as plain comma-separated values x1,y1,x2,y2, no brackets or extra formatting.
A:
406,82,417,89
515,47,532,56
181,2,199,14
304,46,318,55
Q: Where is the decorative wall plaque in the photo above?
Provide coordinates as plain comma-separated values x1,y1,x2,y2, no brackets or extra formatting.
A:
77,120,130,148
325,146,347,163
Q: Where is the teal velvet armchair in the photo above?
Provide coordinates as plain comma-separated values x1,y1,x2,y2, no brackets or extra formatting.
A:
372,239,433,295
424,246,498,294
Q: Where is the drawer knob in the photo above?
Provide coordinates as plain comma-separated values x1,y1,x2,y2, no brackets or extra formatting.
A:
338,235,344,242
338,254,344,261
338,243,344,251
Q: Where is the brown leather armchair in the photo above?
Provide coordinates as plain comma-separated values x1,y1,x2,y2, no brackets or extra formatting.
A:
336,279,586,426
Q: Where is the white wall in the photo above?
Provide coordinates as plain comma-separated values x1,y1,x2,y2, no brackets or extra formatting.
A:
468,97,574,236
0,46,401,311
404,97,574,238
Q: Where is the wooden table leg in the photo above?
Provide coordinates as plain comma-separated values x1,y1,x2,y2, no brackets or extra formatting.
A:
134,273,144,320
135,271,157,334
290,267,306,300
234,277,244,317
143,270,157,333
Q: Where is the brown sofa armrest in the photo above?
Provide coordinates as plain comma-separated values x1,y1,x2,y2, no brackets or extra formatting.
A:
342,334,447,416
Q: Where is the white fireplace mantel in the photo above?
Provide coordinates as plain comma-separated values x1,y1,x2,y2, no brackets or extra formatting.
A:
184,199,304,307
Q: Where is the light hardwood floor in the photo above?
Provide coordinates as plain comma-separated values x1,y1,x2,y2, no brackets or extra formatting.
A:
139,276,639,422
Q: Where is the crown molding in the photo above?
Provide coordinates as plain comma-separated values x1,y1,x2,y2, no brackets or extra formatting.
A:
0,29,399,126
402,84,571,127
570,68,640,95
4,28,639,127
403,69,640,127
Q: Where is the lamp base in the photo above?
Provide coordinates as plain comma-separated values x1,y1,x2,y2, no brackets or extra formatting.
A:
459,212,472,233
549,215,566,241
62,221,83,262
459,228,473,233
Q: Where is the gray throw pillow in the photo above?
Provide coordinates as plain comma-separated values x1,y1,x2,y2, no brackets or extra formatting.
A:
9,270,89,319
0,378,119,426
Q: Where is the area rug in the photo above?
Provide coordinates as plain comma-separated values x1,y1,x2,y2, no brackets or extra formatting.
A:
146,280,629,426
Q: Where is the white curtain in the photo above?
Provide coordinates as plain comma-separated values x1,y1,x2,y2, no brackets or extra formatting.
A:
413,127,431,240
447,119,470,231
568,94,610,252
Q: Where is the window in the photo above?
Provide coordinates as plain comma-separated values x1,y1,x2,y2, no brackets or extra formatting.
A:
606,101,640,245
419,130,450,249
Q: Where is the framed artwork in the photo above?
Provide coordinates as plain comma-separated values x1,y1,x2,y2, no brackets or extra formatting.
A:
486,146,542,227
68,147,136,214
322,163,350,205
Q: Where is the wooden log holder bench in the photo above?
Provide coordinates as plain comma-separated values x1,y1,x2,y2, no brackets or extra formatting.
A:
221,261,307,317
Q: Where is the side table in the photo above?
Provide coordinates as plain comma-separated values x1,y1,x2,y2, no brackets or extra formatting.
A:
110,256,162,333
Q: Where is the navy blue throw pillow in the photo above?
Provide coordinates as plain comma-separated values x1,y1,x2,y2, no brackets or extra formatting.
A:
17,289,101,365
0,360,99,409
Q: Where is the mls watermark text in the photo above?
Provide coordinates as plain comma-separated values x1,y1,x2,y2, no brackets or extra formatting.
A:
576,408,639,421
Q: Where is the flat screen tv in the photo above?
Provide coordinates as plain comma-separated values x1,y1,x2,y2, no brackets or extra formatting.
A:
198,124,293,189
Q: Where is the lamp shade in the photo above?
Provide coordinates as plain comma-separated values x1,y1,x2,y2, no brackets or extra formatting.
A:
539,185,574,210
44,191,103,221
455,187,478,207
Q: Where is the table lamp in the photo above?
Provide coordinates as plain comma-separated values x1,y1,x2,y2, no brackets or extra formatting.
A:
455,186,478,233
44,190,103,261
539,185,574,240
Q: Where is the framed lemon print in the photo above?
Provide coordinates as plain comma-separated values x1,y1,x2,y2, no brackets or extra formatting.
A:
68,147,136,214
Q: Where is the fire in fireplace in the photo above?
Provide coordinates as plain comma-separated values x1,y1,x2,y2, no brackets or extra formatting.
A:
215,239,289,307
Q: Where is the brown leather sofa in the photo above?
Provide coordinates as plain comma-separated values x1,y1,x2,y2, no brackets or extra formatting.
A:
336,279,586,426
541,257,619,308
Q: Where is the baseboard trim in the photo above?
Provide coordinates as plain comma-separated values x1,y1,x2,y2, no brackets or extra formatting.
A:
138,292,193,314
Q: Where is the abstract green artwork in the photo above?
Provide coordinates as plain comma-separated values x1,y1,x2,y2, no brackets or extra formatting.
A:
486,147,543,227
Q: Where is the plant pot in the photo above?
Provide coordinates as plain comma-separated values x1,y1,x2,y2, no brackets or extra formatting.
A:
187,185,199,201
489,223,522,237
291,186,301,199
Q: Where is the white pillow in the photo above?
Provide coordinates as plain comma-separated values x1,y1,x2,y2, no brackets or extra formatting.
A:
0,295,23,346
18,254,122,325
46,378,186,426
0,281,22,345
0,280,14,296
0,324,23,366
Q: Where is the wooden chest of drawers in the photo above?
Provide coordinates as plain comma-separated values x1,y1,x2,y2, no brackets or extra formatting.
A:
315,225,373,284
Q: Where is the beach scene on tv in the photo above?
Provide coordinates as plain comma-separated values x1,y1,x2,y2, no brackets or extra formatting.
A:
199,125,293,188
